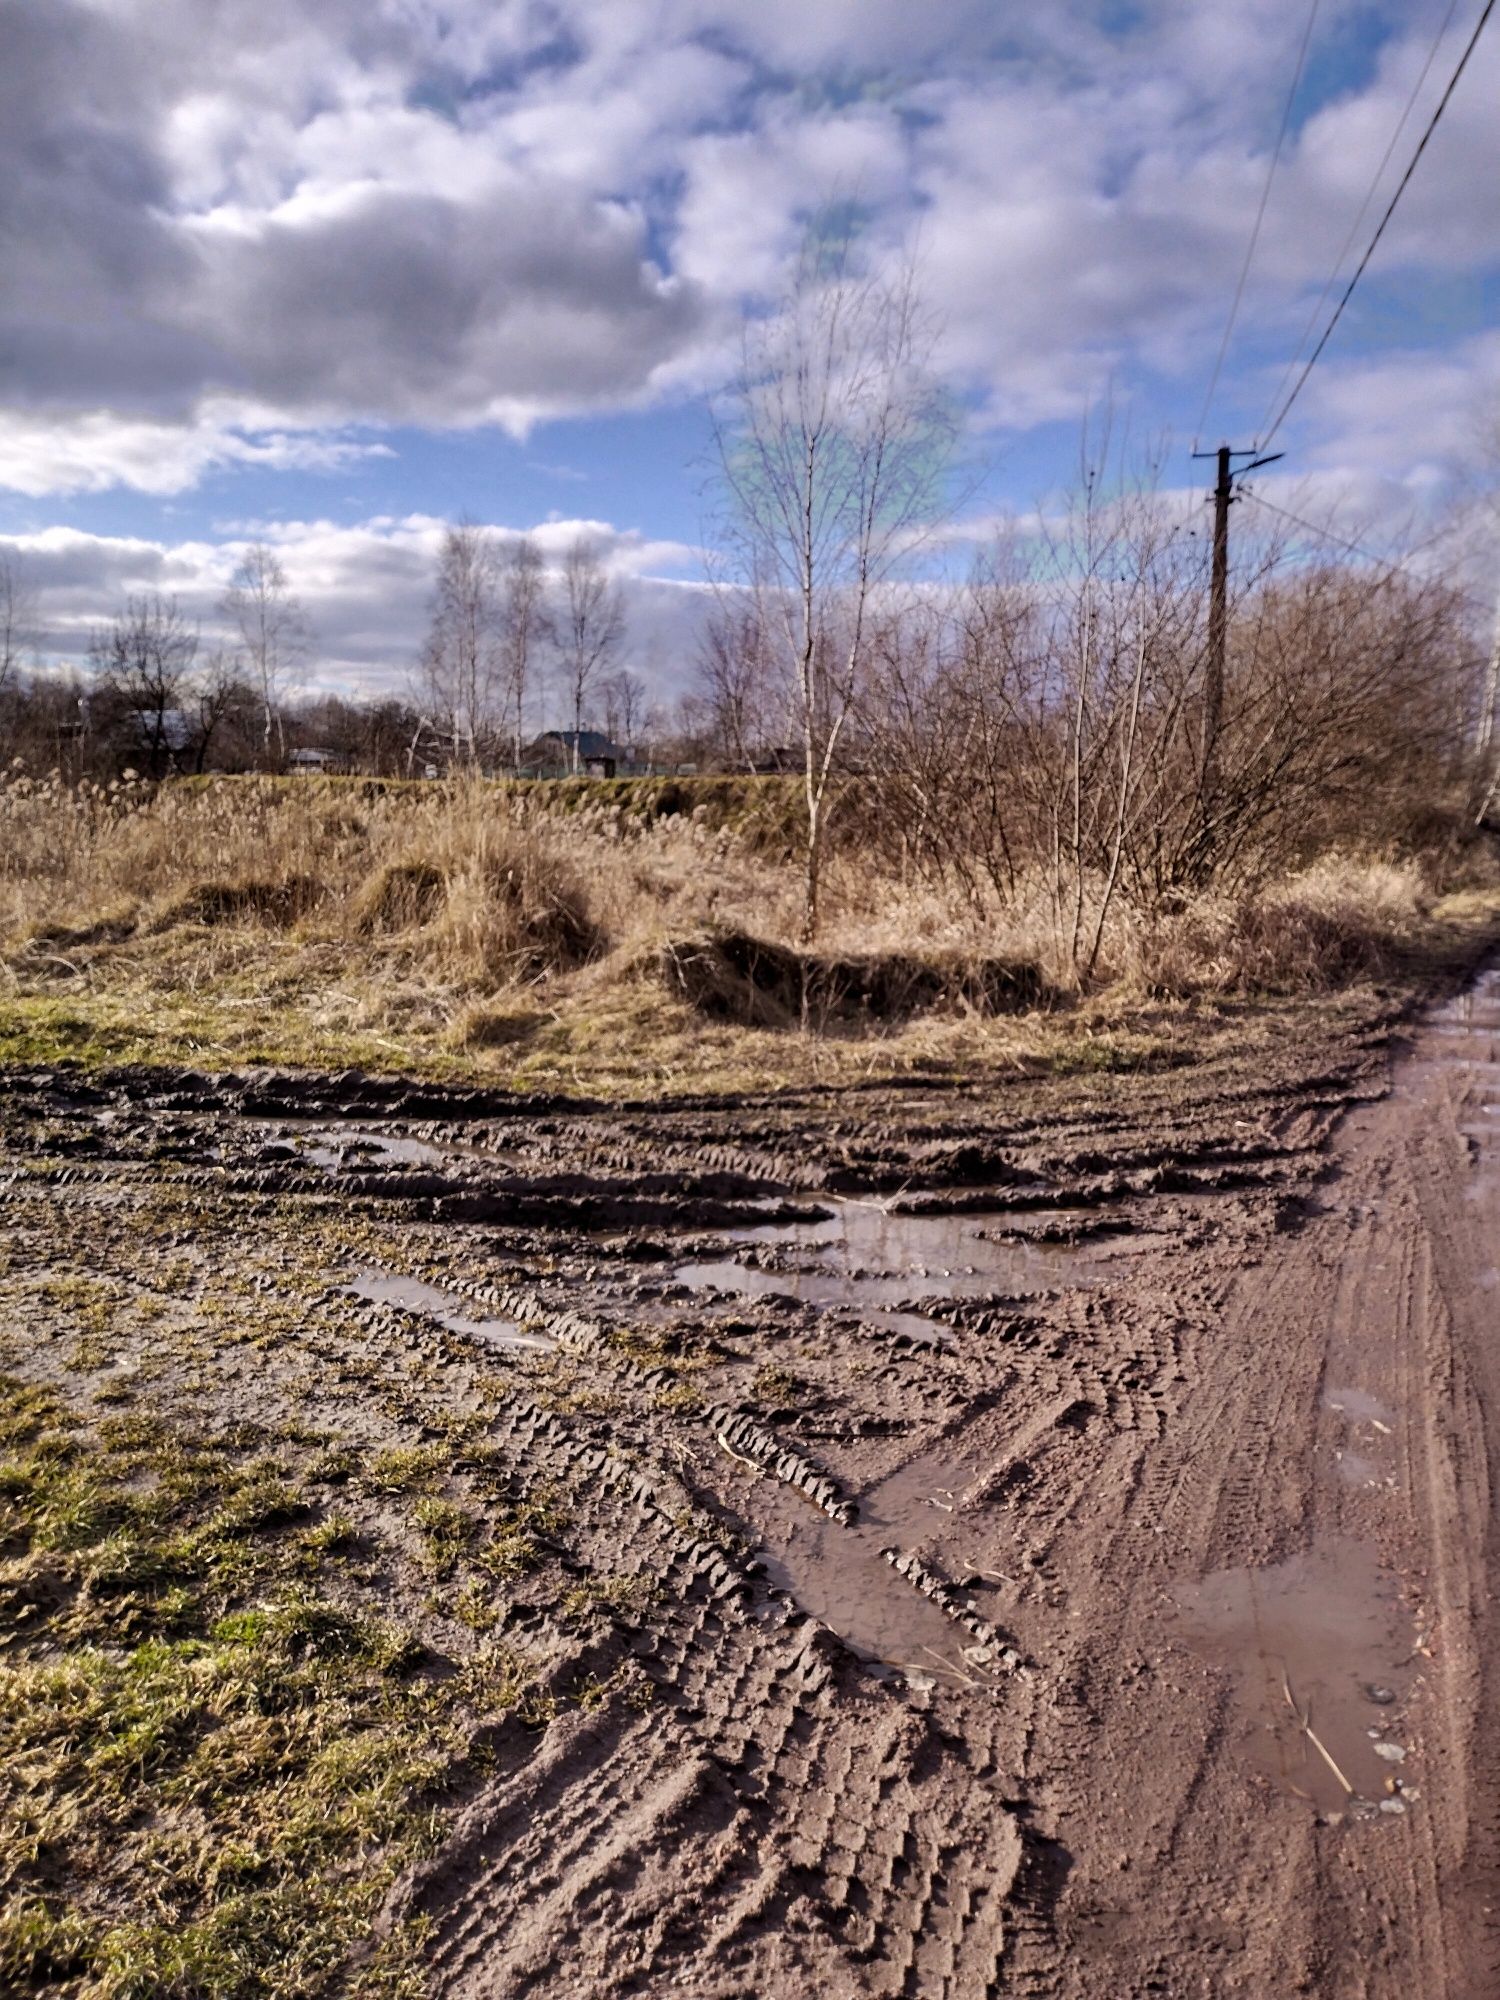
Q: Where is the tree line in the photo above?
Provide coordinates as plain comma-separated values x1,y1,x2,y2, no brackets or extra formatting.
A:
684,239,1494,944
0,531,672,781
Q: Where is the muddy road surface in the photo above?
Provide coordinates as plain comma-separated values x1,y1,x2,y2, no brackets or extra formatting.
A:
3,979,1498,1997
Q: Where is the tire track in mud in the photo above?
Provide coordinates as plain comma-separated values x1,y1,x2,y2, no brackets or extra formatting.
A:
6,995,1491,1997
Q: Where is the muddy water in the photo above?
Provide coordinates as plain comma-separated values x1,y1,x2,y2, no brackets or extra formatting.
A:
1409,964,1500,1170
755,1444,998,1678
1172,1541,1416,1815
1167,971,1500,1824
346,1267,555,1351
290,1122,518,1172
300,1128,449,1171
1322,1385,1395,1428
677,1195,1108,1338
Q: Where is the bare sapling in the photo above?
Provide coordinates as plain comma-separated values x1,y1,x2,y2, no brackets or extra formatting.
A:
558,538,626,766
713,230,958,940
219,542,311,767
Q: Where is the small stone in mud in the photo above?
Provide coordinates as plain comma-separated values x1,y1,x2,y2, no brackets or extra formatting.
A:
1372,1741,1406,1762
1378,1797,1408,1815
1365,1682,1397,1704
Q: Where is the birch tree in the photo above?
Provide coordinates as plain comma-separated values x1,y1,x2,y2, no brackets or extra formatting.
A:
713,234,957,937
419,522,504,765
499,535,550,769
0,550,35,700
220,542,310,764
558,537,625,764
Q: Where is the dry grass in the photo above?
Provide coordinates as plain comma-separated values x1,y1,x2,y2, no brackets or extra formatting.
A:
1,770,1496,1093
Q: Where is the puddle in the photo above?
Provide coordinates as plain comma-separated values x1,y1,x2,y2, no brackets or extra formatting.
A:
754,1443,995,1677
677,1195,1105,1338
301,1127,448,1172
346,1267,554,1351
1404,967,1500,1172
1171,1540,1416,1813
1323,1386,1396,1428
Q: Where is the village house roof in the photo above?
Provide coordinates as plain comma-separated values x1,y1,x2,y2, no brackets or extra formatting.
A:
534,729,622,759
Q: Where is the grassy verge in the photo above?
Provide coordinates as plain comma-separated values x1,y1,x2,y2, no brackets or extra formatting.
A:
1,889,1496,1098
0,1382,534,1999
3,773,1498,1095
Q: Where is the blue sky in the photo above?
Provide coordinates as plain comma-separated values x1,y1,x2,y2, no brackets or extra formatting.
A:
1,0,1496,701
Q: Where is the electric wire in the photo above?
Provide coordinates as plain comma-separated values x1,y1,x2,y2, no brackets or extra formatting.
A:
1259,0,1496,451
1239,487,1493,618
1256,0,1462,446
1193,0,1322,451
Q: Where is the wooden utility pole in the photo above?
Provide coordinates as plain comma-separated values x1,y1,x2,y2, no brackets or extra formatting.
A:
1190,443,1282,842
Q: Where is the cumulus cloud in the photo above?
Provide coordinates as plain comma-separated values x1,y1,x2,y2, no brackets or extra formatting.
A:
0,0,1495,515
0,514,709,705
0,0,715,466
0,406,393,499
6,1,1489,696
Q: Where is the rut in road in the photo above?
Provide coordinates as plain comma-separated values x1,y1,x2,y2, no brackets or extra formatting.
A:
4,981,1497,1995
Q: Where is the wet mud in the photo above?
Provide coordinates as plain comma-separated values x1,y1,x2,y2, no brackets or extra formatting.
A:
1171,1540,1417,1815
4,976,1500,1995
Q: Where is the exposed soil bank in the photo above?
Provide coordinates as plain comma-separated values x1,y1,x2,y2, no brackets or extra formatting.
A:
2,975,1498,1994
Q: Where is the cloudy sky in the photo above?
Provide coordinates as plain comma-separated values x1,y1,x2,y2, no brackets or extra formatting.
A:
2,0,1497,703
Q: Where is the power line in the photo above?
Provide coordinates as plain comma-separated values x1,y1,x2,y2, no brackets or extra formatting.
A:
1193,0,1322,451
1259,0,1496,450
1257,0,1462,446
1240,487,1493,619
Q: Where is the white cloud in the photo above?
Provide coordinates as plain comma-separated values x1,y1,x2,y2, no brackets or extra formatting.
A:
0,513,710,705
0,405,393,498
0,0,1495,501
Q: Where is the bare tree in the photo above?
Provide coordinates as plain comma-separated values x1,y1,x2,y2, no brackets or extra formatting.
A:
220,542,311,765
90,595,199,776
497,535,551,769
418,522,504,765
1475,603,1500,823
713,232,958,937
188,650,256,774
694,596,779,771
0,549,36,699
558,537,625,766
1461,404,1500,821
601,666,646,752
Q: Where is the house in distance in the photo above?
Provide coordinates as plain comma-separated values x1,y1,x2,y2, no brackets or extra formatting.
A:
526,730,625,778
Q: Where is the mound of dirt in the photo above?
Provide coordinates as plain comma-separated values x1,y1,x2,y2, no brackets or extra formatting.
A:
496,875,596,973
658,929,1051,1028
24,911,138,951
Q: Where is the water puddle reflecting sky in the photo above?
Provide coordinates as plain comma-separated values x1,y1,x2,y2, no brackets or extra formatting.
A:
1172,1540,1416,1815
675,1195,1115,1340
300,1128,449,1172
754,1441,996,1677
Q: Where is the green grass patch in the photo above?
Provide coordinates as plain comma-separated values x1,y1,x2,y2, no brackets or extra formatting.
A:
0,1380,536,1999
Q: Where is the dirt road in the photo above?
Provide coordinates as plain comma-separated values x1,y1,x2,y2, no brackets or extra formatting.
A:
2,975,1497,1996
